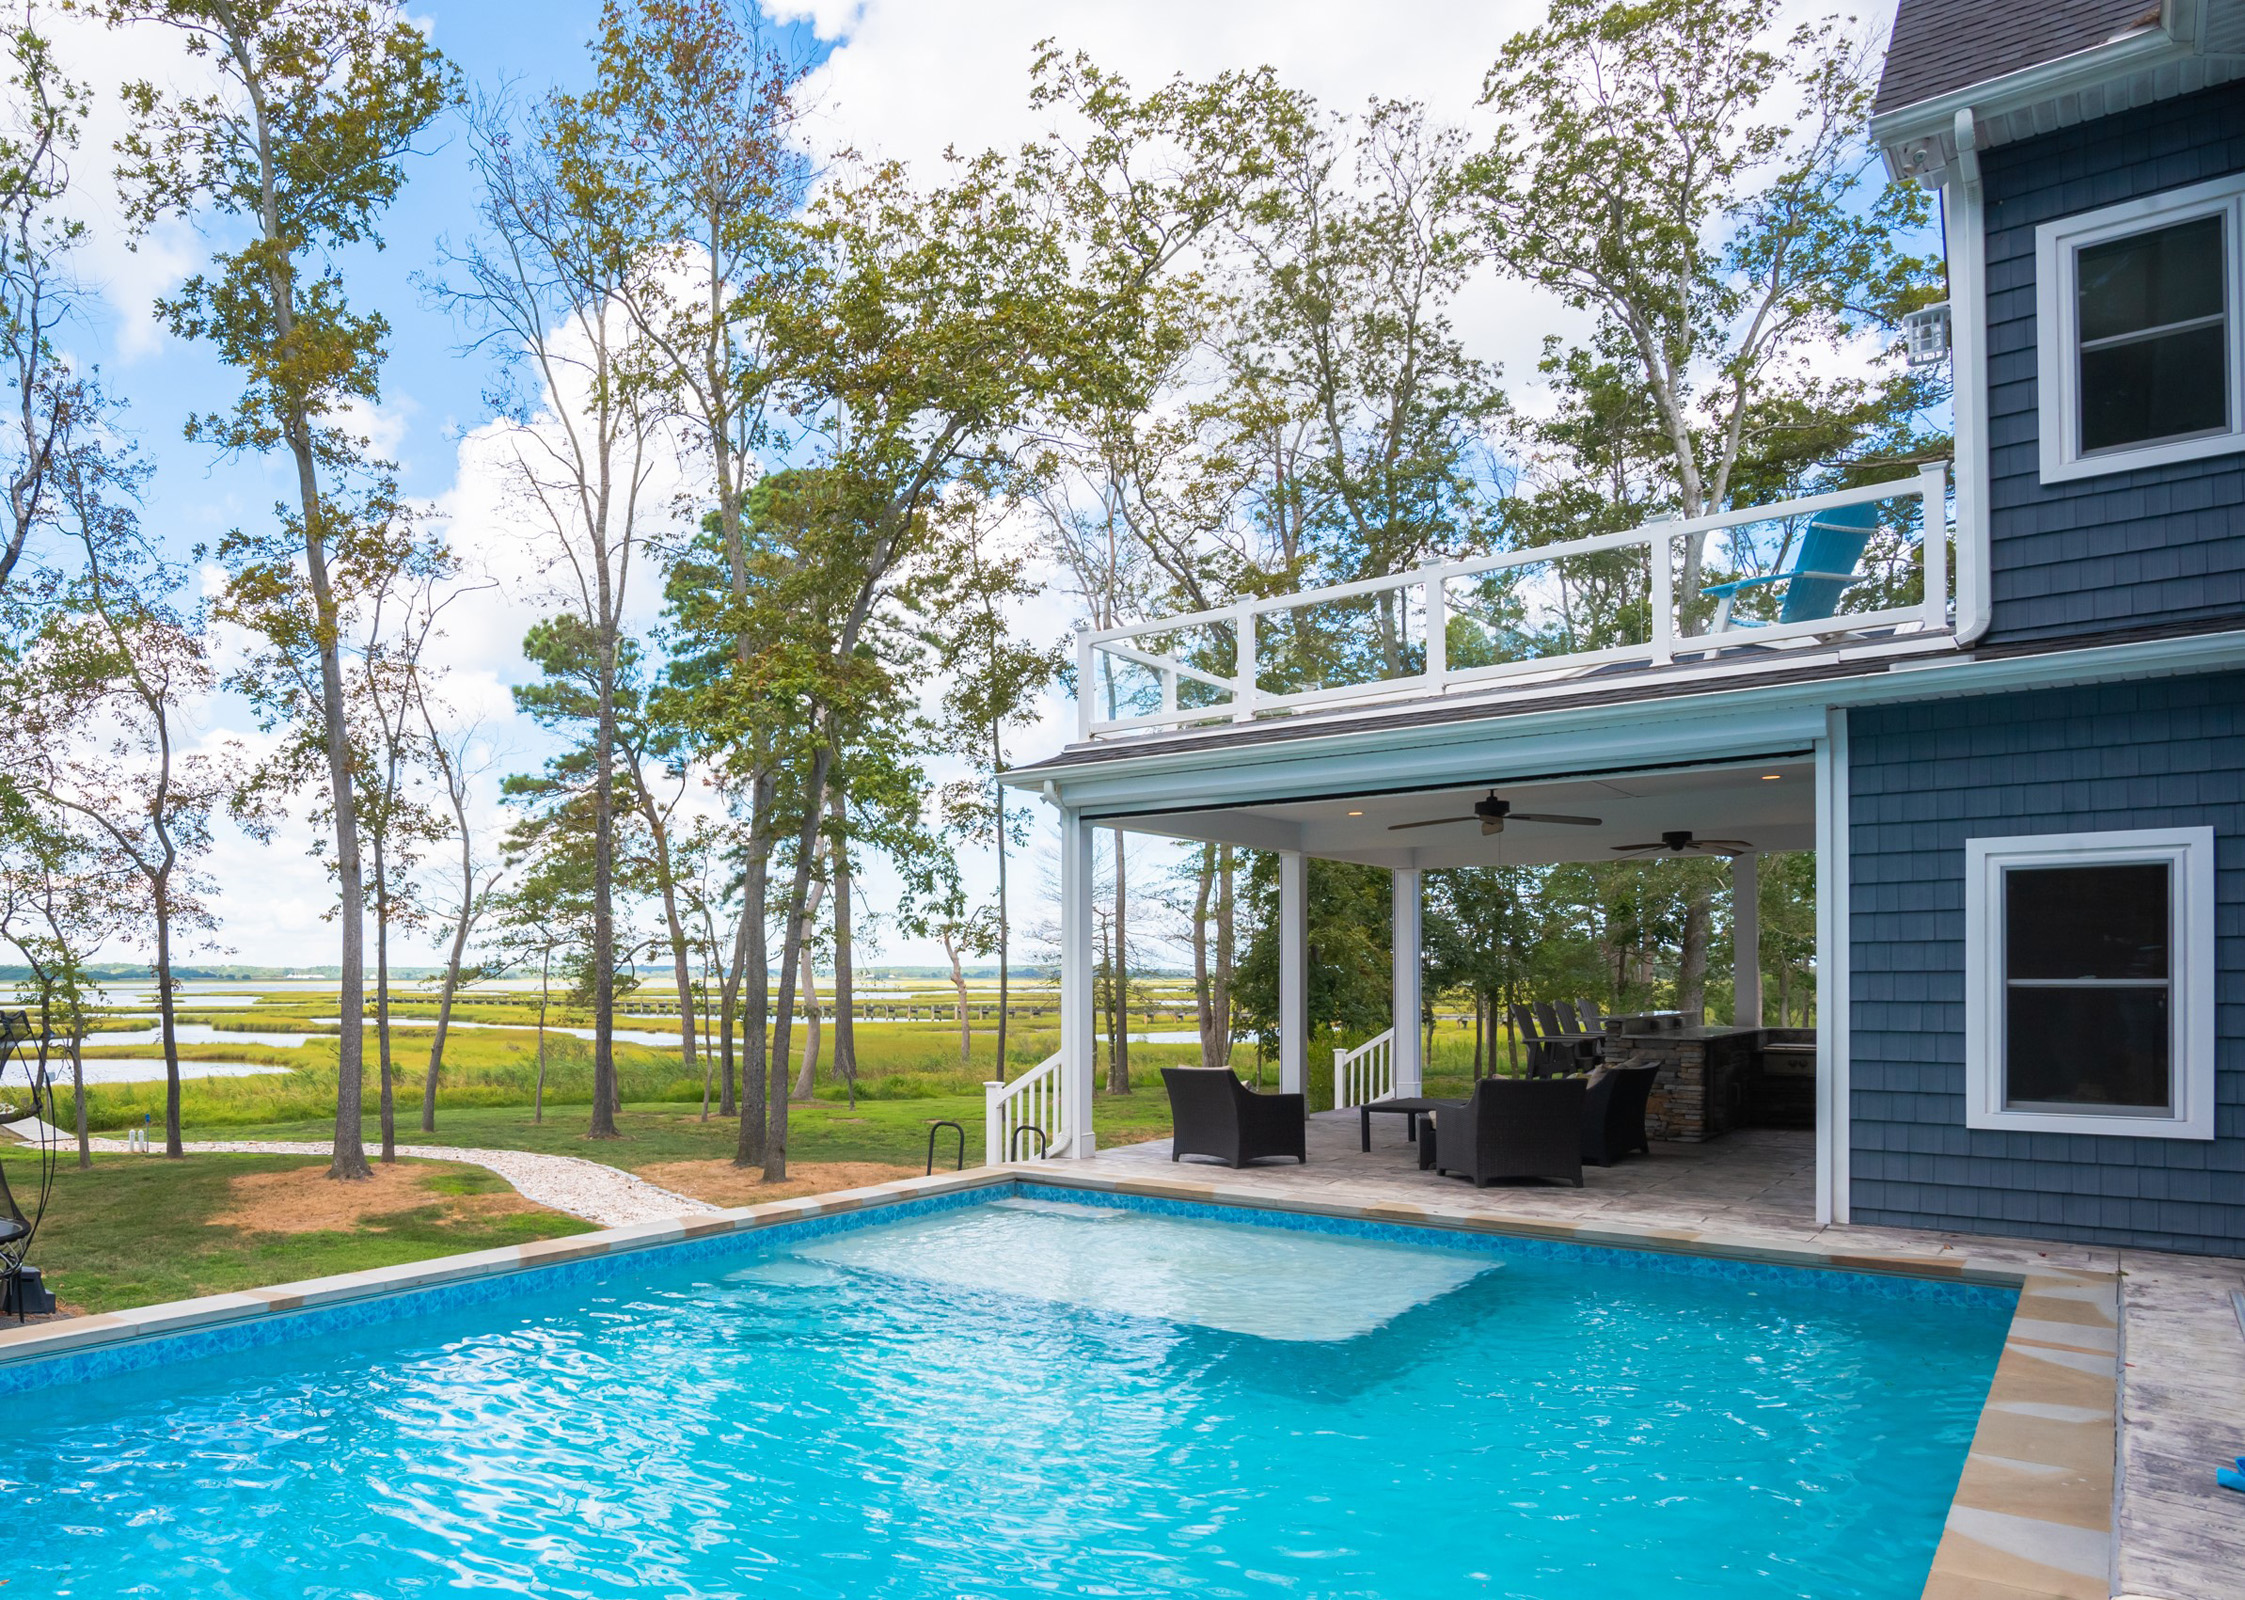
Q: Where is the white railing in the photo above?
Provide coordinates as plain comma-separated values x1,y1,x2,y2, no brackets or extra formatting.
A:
1333,1028,1396,1111
1077,464,1950,740
986,1051,1066,1164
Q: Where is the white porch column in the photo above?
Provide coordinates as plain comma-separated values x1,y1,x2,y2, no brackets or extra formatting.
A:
1391,867,1423,1098
1733,851,1762,1028
1278,849,1308,1096
1814,710,1852,1225
1058,806,1098,1157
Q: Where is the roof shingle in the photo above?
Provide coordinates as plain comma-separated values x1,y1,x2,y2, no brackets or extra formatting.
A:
1874,0,2164,118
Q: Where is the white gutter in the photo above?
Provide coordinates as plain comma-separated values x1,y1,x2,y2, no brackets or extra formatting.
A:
1005,627,2245,806
1870,22,2181,176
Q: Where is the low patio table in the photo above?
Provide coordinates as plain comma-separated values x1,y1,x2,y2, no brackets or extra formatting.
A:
1359,1096,1465,1153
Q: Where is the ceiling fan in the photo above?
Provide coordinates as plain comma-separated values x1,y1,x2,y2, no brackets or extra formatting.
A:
1612,829,1753,858
1388,791,1602,836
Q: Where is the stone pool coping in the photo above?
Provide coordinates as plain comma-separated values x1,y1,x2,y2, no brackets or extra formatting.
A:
0,1163,2122,1600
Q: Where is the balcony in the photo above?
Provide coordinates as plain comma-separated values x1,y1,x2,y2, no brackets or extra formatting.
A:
1075,464,1952,742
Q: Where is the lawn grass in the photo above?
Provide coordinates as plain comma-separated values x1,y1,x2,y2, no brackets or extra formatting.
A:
4,1152,594,1315
188,1085,1183,1173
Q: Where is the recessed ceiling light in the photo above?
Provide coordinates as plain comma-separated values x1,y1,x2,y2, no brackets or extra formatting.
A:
1760,774,1781,781
1346,810,1364,816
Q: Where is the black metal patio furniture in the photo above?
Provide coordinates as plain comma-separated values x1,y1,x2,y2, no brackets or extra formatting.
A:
1161,1068,1307,1168
1429,1076,1585,1188
1581,1065,1658,1166
1357,1095,1463,1153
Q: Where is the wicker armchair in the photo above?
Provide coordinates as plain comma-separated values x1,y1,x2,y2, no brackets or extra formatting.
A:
1161,1068,1307,1168
1431,1076,1585,1188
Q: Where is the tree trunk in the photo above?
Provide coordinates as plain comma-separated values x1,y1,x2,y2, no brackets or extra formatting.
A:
533,944,550,1124
718,900,744,1119
153,880,182,1157
1677,879,1713,1022
374,837,395,1163
944,931,970,1065
1212,845,1234,1073
423,808,478,1133
1192,844,1216,1070
69,1028,87,1171
589,585,620,1140
831,793,857,1108
765,745,833,1183
733,760,773,1166
1108,830,1129,1095
792,871,825,1101
639,789,697,1079
305,502,370,1180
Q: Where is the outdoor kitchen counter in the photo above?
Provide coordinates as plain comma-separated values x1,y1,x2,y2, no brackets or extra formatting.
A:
1602,1020,1815,1142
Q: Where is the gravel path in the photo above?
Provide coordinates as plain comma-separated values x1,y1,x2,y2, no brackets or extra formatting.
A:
12,1122,719,1229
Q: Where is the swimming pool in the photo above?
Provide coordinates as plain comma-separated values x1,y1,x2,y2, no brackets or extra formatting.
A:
5,1186,2013,1598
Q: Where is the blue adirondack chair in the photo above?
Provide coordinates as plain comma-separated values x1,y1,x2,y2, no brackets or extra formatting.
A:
1701,499,1878,633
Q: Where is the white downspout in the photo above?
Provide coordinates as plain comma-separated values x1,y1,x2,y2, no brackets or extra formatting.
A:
1945,109,1994,645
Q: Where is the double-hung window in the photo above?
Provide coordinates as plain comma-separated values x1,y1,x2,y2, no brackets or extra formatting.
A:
1964,828,2215,1139
2037,173,2245,482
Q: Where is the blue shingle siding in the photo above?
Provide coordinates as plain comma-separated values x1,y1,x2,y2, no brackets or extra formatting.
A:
1979,85,2245,644
1847,672,2245,1254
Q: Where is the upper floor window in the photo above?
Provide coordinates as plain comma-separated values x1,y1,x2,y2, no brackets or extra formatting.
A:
2037,174,2245,483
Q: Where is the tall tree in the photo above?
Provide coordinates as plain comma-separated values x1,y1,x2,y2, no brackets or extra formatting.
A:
8,434,228,1157
1471,0,1938,614
416,702,502,1132
103,0,454,1179
440,84,664,1138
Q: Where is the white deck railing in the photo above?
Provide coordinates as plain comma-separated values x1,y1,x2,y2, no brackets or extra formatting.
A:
985,1051,1066,1164
1077,464,1949,740
1333,1028,1396,1111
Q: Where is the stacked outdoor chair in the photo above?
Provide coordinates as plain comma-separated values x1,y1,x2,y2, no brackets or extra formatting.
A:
1161,1068,1307,1169
1430,1076,1585,1188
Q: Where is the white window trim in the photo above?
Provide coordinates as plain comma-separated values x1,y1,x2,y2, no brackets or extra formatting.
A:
2036,172,2245,484
1963,826,2216,1140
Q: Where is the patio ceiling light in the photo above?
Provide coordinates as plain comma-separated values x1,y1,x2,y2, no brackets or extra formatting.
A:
1761,773,1781,781
1347,809,1364,816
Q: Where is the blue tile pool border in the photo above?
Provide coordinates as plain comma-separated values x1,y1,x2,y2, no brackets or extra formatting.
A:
0,1167,2040,1396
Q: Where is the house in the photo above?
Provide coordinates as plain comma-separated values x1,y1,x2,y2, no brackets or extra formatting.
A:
997,0,2245,1259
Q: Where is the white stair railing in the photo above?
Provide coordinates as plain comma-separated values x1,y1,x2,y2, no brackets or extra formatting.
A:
1333,1028,1396,1111
986,1051,1066,1165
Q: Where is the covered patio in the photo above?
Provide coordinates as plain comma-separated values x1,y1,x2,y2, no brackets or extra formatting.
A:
1003,739,1848,1220
1105,1113,1818,1230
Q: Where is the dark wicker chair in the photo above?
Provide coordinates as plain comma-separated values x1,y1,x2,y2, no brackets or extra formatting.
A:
1161,1068,1307,1168
1581,1065,1658,1166
1431,1076,1585,1188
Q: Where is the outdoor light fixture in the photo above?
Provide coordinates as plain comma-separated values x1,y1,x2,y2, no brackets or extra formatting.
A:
1347,810,1364,816
1761,774,1781,780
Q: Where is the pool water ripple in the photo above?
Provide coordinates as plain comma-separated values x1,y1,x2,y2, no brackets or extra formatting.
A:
7,1196,2011,1599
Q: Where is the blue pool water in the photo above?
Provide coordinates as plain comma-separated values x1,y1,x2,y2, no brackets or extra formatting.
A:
7,1191,2013,1598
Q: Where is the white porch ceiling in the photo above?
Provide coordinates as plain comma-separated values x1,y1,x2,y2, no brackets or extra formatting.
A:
1096,757,1817,868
